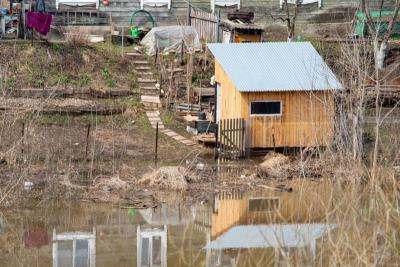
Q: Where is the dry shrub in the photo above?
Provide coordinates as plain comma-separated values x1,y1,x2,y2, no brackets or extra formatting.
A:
65,31,89,48
92,175,127,191
0,147,18,166
259,152,290,178
139,166,189,191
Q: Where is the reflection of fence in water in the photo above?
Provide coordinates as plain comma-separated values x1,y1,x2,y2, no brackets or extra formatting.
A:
215,164,244,180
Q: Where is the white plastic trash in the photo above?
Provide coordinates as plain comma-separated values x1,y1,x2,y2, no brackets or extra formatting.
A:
24,181,34,190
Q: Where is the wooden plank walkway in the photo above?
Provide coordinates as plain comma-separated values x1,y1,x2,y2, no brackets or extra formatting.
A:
145,110,197,146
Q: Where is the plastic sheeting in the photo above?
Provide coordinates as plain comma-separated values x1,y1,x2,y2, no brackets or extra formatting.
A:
140,26,201,55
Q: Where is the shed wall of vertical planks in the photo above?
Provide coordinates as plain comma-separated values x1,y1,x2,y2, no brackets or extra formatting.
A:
215,60,335,149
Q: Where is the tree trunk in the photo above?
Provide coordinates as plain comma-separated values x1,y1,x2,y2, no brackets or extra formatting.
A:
352,113,363,161
287,25,295,42
374,39,388,70
371,71,381,180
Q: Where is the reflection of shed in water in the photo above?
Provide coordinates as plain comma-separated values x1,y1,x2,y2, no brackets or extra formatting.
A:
211,183,332,239
52,227,96,267
204,183,334,267
206,224,336,267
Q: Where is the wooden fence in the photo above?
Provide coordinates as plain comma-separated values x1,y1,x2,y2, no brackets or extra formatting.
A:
188,7,221,42
217,118,246,159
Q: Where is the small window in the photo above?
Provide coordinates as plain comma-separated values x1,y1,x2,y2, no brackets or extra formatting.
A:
249,198,280,212
250,101,282,116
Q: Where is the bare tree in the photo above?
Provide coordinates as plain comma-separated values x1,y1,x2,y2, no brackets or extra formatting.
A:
360,0,400,69
273,0,302,42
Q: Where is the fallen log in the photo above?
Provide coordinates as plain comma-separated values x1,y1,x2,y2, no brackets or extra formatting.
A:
5,87,135,99
0,106,125,115
0,97,124,115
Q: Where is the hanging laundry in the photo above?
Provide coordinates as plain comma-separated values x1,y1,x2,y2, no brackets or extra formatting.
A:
36,0,46,12
26,12,52,36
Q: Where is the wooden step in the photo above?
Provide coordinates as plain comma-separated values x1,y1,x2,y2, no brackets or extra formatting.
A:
139,72,154,76
140,86,157,90
135,66,151,71
141,90,158,96
134,61,150,65
143,102,162,109
126,52,144,60
141,95,161,103
139,72,154,78
138,78,156,83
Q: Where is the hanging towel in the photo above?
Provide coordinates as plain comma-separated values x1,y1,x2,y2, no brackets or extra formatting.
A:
26,12,52,36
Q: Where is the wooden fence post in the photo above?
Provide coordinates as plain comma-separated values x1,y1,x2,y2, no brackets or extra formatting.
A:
214,123,219,160
216,9,221,43
244,119,250,158
85,124,91,161
21,122,25,156
155,122,159,165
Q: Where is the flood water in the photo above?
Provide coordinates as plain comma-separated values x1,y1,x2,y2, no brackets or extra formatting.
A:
0,181,337,267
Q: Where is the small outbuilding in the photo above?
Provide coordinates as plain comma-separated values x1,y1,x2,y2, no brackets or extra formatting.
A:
207,42,342,152
220,19,264,43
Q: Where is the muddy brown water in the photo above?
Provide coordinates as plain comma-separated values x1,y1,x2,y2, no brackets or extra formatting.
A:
0,181,336,267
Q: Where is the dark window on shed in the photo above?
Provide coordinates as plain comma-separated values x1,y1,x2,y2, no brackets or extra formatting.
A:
248,198,280,212
250,101,281,116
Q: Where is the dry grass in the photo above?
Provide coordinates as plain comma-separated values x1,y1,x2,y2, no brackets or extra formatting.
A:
139,166,189,191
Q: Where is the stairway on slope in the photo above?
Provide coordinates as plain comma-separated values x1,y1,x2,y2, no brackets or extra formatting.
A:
126,52,161,110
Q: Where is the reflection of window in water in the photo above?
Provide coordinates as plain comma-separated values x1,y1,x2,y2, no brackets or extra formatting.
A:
248,197,280,212
137,225,167,267
52,228,96,267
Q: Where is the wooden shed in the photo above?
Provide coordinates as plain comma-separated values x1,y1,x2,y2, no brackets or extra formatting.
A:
220,19,264,43
207,42,342,152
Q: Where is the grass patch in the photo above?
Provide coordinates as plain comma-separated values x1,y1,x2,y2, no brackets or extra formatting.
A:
0,42,138,91
136,113,153,133
160,110,191,138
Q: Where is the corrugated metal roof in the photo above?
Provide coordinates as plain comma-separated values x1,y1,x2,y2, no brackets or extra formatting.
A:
205,224,336,249
221,19,264,30
207,42,343,92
